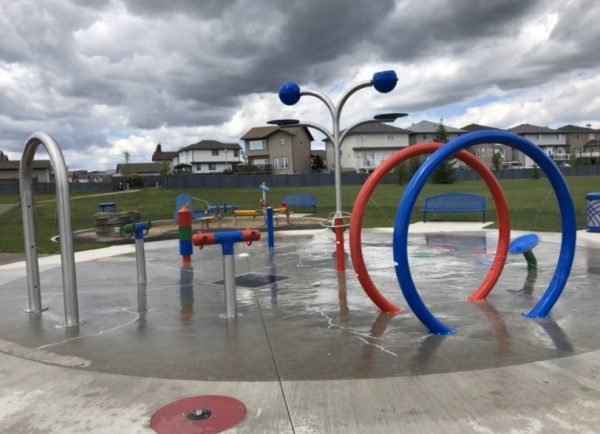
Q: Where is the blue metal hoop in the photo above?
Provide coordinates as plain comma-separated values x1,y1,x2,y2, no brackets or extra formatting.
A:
392,130,576,335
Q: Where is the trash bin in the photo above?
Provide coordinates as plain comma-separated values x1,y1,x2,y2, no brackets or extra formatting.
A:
585,193,600,233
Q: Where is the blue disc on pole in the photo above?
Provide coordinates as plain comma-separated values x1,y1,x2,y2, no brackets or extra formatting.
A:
509,234,540,255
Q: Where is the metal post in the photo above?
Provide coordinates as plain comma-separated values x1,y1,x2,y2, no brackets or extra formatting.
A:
19,132,80,326
135,237,147,284
223,254,236,318
279,73,397,273
266,207,274,248
334,216,345,272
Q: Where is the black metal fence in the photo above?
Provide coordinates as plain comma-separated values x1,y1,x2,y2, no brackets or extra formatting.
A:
455,165,600,181
1,164,598,194
0,182,114,195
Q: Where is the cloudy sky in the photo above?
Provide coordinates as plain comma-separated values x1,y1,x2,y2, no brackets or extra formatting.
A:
1,0,599,171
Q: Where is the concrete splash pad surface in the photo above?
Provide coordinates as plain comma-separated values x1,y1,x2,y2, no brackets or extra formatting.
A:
1,229,599,382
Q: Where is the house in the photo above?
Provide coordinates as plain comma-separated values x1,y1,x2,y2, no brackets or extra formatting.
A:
461,124,519,169
557,124,600,163
0,160,53,182
508,124,569,167
240,126,313,174
407,120,467,167
407,120,466,144
581,140,600,164
324,123,411,172
151,144,178,171
114,163,164,177
69,170,111,183
172,140,241,174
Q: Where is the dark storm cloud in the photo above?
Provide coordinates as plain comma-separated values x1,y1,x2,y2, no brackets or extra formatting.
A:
1,0,599,166
122,0,234,18
166,0,397,105
374,0,539,61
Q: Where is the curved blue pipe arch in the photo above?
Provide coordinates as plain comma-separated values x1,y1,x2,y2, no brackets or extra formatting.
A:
393,130,577,335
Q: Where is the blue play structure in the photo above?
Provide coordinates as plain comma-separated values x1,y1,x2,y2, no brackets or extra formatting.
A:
172,194,236,222
393,130,577,335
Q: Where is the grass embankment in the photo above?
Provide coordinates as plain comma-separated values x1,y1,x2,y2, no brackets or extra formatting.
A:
0,175,597,254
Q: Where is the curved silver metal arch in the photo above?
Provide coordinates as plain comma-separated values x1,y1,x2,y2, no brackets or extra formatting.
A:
19,132,81,327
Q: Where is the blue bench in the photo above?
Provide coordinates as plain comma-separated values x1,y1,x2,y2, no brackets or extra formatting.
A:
282,193,317,213
421,193,486,223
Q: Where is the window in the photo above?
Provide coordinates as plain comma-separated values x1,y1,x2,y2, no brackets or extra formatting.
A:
273,156,289,169
387,135,394,140
211,150,219,156
280,137,287,146
234,150,239,157
251,158,269,166
208,163,216,171
249,140,266,151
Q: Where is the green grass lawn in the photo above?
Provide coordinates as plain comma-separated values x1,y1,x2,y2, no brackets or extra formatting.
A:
0,175,597,254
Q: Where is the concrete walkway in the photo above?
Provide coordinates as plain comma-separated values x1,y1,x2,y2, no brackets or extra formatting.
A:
0,226,599,433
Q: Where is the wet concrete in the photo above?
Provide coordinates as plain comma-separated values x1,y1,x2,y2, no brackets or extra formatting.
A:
1,230,599,384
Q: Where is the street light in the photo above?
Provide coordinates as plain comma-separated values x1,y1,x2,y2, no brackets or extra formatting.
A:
272,70,399,272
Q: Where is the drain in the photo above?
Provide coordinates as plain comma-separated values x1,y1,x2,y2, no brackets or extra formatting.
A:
186,408,212,420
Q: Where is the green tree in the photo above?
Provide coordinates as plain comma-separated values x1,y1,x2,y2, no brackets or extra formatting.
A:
431,119,456,184
492,151,503,171
121,150,132,179
160,162,171,187
394,162,409,185
311,154,325,170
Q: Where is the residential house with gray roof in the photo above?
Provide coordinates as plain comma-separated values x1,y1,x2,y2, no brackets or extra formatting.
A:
461,124,519,169
557,124,600,163
407,120,466,144
241,126,313,174
172,140,241,174
0,160,53,182
324,122,411,172
508,124,568,167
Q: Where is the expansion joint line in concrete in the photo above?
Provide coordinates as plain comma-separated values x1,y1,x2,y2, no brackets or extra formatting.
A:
254,292,296,433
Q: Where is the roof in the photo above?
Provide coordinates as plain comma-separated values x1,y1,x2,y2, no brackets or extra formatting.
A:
352,146,406,151
407,120,466,134
116,163,163,174
152,151,177,161
584,140,600,147
322,123,411,142
0,160,52,170
461,123,501,131
508,124,557,134
345,123,411,135
179,140,241,152
241,126,314,141
241,126,279,140
556,124,598,133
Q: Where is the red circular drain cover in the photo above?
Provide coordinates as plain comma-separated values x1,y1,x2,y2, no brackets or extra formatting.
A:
151,395,246,434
